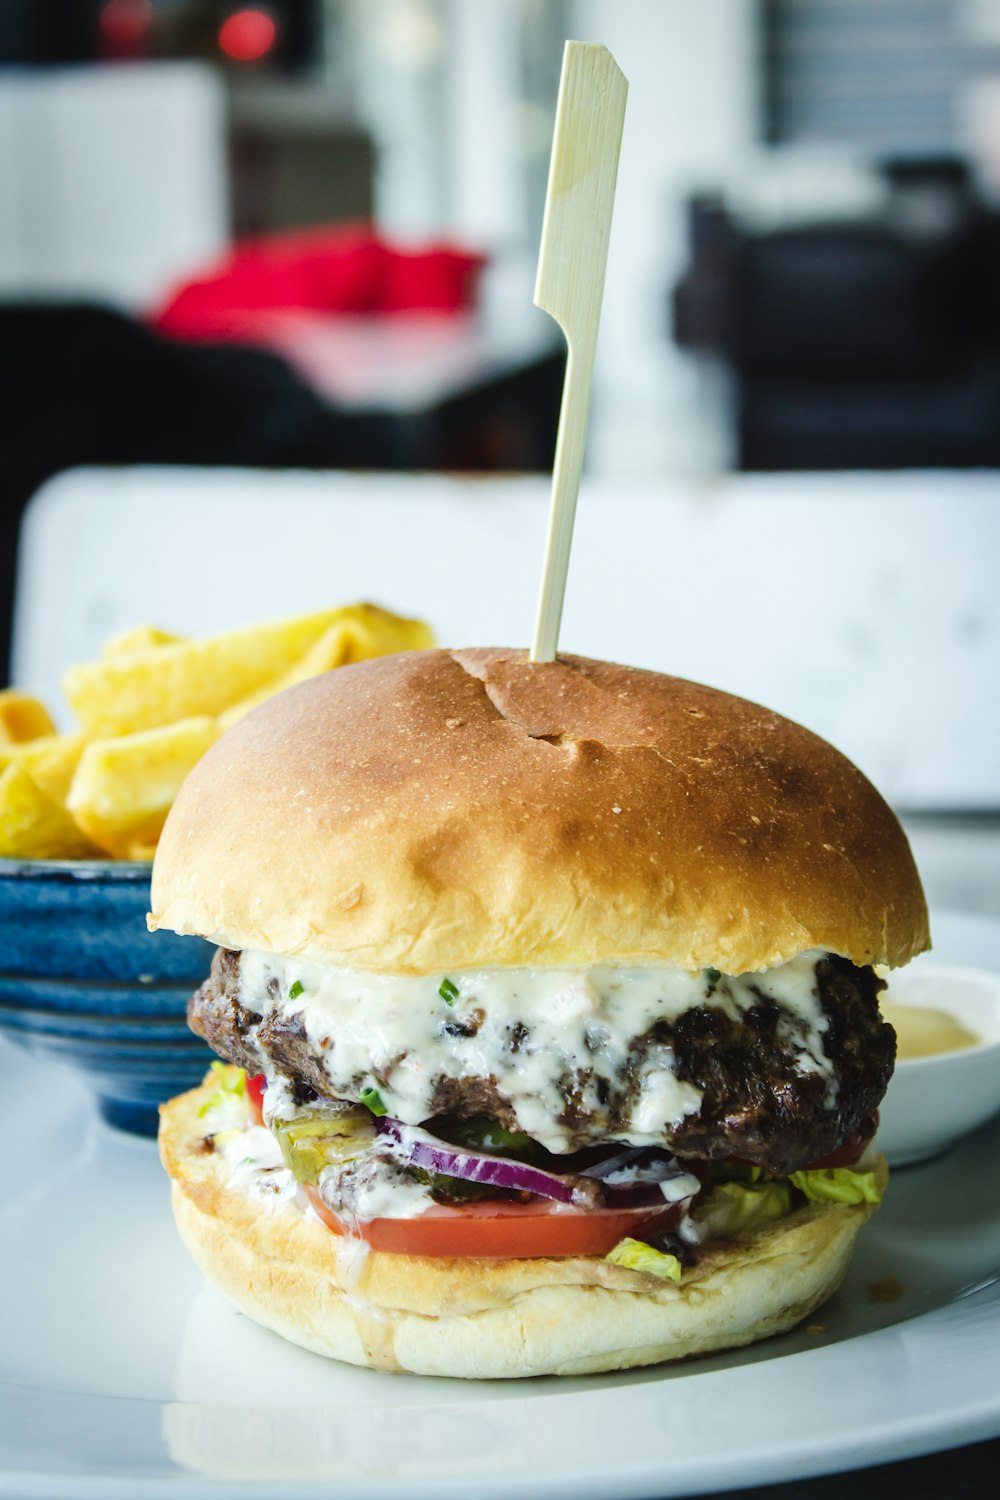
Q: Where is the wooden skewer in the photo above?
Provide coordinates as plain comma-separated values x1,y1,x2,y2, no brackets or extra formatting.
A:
529,41,628,664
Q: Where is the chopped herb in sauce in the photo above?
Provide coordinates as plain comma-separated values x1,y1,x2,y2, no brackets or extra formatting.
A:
288,979,304,1000
439,977,460,1005
704,968,722,987
360,1086,388,1116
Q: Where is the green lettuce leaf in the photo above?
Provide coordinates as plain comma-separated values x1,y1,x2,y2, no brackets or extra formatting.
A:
197,1062,247,1117
788,1167,883,1206
695,1179,793,1240
605,1237,683,1282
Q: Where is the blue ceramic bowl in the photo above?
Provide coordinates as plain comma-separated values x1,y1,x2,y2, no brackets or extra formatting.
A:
0,859,216,1136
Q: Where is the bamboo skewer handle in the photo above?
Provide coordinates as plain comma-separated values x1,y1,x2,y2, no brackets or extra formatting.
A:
530,42,627,664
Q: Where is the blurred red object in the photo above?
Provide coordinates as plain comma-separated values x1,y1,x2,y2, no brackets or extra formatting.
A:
218,9,279,64
151,224,487,343
99,0,153,58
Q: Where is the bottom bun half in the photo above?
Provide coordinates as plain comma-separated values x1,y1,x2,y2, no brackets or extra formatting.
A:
160,1077,885,1381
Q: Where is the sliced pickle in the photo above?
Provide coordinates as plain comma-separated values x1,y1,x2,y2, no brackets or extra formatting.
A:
409,1165,525,1205
437,1115,546,1162
272,1106,375,1185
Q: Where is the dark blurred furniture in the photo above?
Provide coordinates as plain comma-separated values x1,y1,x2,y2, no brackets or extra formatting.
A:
678,1434,1000,1500
0,302,564,683
0,0,323,72
673,159,1000,470
227,81,374,238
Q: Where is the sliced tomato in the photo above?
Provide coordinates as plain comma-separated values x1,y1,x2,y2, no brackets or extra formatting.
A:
803,1115,878,1172
721,1114,879,1178
303,1184,683,1258
245,1073,266,1127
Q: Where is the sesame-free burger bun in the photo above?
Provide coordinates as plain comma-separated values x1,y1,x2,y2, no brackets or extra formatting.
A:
149,648,928,975
161,1074,886,1380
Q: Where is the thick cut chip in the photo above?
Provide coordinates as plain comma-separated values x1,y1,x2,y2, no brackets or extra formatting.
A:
0,763,101,859
63,608,366,736
33,602,433,860
219,603,435,727
67,717,219,858
64,606,430,736
0,733,88,805
0,691,57,745
102,625,186,657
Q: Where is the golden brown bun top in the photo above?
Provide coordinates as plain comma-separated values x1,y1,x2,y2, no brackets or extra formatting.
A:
149,649,928,974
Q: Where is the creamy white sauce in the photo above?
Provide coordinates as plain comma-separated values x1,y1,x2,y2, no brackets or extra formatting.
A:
214,1113,422,1226
217,1124,303,1210
333,1158,437,1222
747,956,838,1095
260,1071,307,1125
331,1230,371,1287
238,948,835,1153
659,1172,702,1203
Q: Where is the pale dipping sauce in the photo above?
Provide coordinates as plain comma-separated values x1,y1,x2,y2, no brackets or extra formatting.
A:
882,1001,980,1061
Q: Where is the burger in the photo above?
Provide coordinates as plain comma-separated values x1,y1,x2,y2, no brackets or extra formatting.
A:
153,648,928,1379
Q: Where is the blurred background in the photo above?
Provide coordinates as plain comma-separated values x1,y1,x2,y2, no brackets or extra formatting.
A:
2,2,999,760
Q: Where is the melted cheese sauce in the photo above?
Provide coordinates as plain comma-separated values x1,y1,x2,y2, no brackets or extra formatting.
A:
881,1001,980,1061
238,948,836,1154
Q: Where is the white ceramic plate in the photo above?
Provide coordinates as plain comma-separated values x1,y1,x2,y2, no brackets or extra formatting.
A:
3,909,1000,1500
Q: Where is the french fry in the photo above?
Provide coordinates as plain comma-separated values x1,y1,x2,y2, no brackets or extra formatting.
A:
123,839,160,862
219,603,435,727
0,690,57,745
0,763,102,859
0,733,88,805
67,717,219,857
12,601,434,861
332,601,435,662
102,625,185,657
63,608,374,736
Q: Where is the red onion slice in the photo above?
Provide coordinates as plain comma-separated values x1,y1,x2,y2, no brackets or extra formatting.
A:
581,1147,648,1181
376,1118,700,1211
377,1117,579,1202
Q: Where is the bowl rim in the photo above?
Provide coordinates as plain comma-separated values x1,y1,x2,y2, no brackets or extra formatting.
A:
0,857,152,883
892,1033,1000,1070
885,960,1000,1070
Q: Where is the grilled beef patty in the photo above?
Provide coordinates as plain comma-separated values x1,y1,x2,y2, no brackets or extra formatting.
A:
188,947,893,1175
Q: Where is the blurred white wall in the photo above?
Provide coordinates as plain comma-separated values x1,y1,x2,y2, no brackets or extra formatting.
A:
0,63,227,310
569,0,762,476
960,0,1000,43
346,0,558,245
346,1,761,477
342,0,451,237
444,0,526,244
